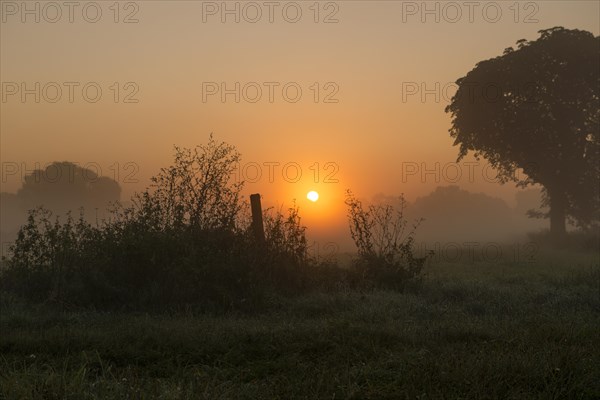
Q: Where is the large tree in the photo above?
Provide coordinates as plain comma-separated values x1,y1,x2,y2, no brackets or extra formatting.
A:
445,27,599,240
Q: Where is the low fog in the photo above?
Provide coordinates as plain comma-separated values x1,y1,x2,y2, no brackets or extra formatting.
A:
401,185,546,243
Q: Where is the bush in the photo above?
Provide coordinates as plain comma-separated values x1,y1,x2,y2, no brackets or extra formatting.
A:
345,190,426,290
4,138,429,309
2,209,92,304
0,137,329,310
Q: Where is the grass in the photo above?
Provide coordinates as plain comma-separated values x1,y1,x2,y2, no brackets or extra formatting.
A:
1,252,599,399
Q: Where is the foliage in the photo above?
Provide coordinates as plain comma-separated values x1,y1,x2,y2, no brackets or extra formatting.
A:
528,187,600,232
141,138,244,231
3,209,95,303
445,27,600,236
263,202,308,265
3,137,430,309
0,137,332,309
345,190,426,289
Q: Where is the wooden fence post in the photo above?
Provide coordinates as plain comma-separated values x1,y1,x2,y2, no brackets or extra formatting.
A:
250,193,265,243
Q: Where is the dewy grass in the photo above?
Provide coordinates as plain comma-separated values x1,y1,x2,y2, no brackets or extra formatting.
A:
2,258,599,399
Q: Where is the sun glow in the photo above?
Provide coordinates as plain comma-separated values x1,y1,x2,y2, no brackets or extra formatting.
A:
307,191,319,202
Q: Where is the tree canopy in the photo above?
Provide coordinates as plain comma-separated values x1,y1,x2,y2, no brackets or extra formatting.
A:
445,27,599,238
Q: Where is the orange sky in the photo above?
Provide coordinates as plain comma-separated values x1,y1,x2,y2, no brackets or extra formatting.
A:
2,1,599,249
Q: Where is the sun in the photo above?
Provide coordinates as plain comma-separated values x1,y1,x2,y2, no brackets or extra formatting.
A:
307,191,319,202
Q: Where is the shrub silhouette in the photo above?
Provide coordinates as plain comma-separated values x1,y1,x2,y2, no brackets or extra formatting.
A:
260,203,310,291
4,138,427,309
345,190,426,290
1,137,326,309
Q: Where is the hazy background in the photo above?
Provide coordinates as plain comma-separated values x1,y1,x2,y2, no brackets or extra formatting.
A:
1,0,598,253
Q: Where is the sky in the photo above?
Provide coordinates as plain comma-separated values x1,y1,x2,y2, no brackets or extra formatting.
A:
1,0,599,251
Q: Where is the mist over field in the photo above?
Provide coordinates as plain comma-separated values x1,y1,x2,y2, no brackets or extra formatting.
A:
1,168,549,253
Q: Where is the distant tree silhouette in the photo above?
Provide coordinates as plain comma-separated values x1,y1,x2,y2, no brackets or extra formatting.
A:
407,185,515,243
445,27,599,241
17,162,121,215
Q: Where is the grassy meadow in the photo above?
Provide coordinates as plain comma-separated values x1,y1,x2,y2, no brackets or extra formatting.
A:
1,249,598,399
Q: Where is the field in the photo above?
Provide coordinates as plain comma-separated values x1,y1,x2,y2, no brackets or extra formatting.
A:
1,250,599,399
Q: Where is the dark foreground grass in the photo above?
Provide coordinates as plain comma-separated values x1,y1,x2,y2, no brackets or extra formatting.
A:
1,255,599,399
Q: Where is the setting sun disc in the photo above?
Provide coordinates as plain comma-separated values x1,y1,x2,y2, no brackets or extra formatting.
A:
307,191,319,202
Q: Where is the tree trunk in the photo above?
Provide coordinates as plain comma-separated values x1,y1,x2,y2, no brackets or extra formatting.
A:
548,187,567,242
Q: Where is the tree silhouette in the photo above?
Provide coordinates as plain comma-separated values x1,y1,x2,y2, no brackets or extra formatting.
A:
17,162,121,215
445,27,599,241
